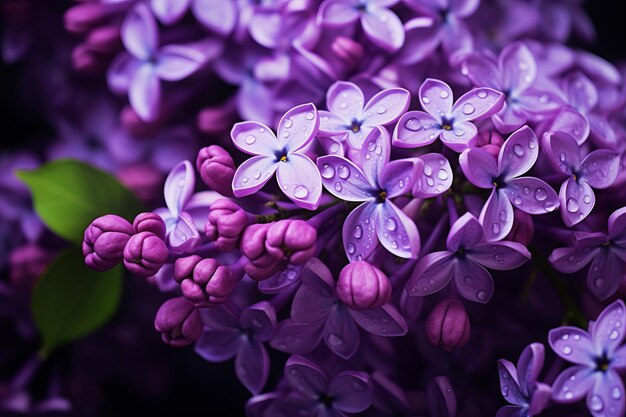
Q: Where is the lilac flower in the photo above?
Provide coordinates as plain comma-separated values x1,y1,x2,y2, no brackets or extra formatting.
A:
549,207,626,300
150,0,237,35
318,81,410,149
393,78,504,152
317,0,405,52
544,131,620,226
271,258,408,359
460,126,559,241
462,42,562,133
548,300,626,417
406,212,531,303
317,127,421,260
195,301,276,394
231,103,322,210
107,4,219,121
497,343,551,417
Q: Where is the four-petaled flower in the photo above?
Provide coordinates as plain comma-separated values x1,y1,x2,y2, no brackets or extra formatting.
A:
150,0,237,35
406,212,531,303
393,78,504,152
317,127,421,261
544,131,620,226
460,126,559,241
231,103,322,210
548,300,626,417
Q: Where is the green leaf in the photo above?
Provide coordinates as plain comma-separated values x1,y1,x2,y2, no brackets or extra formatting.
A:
17,159,144,245
32,249,123,355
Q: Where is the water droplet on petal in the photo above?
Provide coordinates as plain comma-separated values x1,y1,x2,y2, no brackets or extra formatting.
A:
404,118,422,131
437,169,449,180
284,119,293,128
376,106,386,114
562,334,569,340
353,225,363,239
454,128,465,137
535,188,547,201
426,177,435,186
523,187,530,195
321,164,335,178
539,94,550,104
334,182,342,192
294,185,309,199
492,223,500,235
566,198,579,213
514,196,522,205
612,387,622,400
565,391,574,400
329,143,340,153
513,144,525,156
340,102,348,109
347,243,356,254
583,195,591,204
528,141,536,149
424,165,433,176
560,152,566,162
609,330,619,340
463,103,475,115
477,291,488,301
590,395,604,412
423,97,431,104
595,278,605,288
439,90,449,99
385,218,397,231
562,345,572,355
305,112,314,120
338,165,350,179
245,135,256,145
477,91,488,99
328,333,343,346
253,170,261,180
242,177,249,184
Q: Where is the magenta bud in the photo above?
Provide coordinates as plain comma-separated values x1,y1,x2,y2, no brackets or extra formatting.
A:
117,163,163,203
9,244,55,289
197,106,235,135
196,146,236,197
174,256,238,307
265,220,317,265
64,3,107,33
336,261,392,310
425,299,470,351
331,36,364,70
123,231,169,277
71,44,101,74
85,25,120,53
83,214,133,271
505,209,535,246
133,212,166,240
154,297,203,347
477,131,504,158
205,199,252,251
241,223,282,281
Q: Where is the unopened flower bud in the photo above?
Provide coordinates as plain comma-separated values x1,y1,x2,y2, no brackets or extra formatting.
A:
196,145,236,197
85,25,120,53
505,209,535,246
9,244,55,289
154,297,202,347
241,223,282,281
123,231,169,277
133,212,166,240
64,3,107,33
477,131,504,158
71,44,101,74
83,214,133,271
425,299,470,351
174,256,238,307
265,220,317,265
205,199,253,251
331,36,364,71
336,261,392,310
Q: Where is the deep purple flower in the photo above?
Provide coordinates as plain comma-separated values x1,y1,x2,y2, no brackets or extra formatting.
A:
317,127,421,260
497,343,551,417
462,42,562,133
154,297,203,347
205,199,254,252
318,81,410,149
123,231,169,277
271,258,407,359
406,212,531,303
231,103,322,210
393,78,504,152
544,131,620,226
425,298,471,351
460,126,559,241
241,223,284,281
548,300,626,417
173,256,238,307
549,207,626,300
336,261,392,310
265,220,317,265
83,214,133,271
317,0,405,52
195,301,276,394
412,153,454,198
196,145,236,198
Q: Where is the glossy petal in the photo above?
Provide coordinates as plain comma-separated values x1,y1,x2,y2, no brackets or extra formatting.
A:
270,320,324,353
546,108,590,145
317,0,360,27
164,160,194,215
326,81,364,121
580,150,620,189
462,53,502,90
396,17,441,64
586,251,623,301
392,111,441,149
551,365,595,403
285,356,329,398
317,156,375,201
231,121,280,156
452,88,504,122
151,0,190,25
609,207,626,241
192,0,237,36
459,148,498,189
517,89,563,116
169,212,201,254
156,44,207,81
361,126,391,187
343,201,379,262
517,343,545,396
559,177,595,227
447,212,483,252
505,177,560,215
548,232,604,273
545,130,581,175
493,104,528,134
129,64,161,121
276,154,322,210
453,259,494,303
498,360,527,407
480,189,514,242
361,8,405,52
330,372,373,413
122,4,157,60
319,111,350,136
406,251,455,296
498,126,539,180
350,304,408,336
236,340,270,394
324,306,360,359
376,201,420,259
419,78,453,117
588,114,618,149
500,43,537,93
277,103,319,152
362,88,411,127
549,327,596,366
240,302,276,342
591,300,626,353
470,241,531,270
441,120,477,152
564,72,598,112
413,153,452,198
380,159,419,198
292,266,336,324
588,370,625,417
195,329,242,362
232,156,278,198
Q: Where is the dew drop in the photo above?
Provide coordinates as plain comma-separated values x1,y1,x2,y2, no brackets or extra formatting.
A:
340,102,348,109
562,334,569,340
404,118,422,131
539,94,549,104
513,144,525,157
385,218,397,231
437,169,449,180
305,112,314,120
242,177,249,184
328,333,343,346
454,128,465,137
534,188,547,201
347,243,356,254
500,210,507,221
492,223,500,235
462,103,475,115
523,187,530,195
253,170,261,180
562,345,572,355
589,395,604,412
424,165,433,176
477,90,488,99
283,131,290,138
376,106,386,114
338,165,350,179
334,182,342,192
566,198,579,213
353,225,363,239
321,164,335,179
423,97,431,104
583,195,591,204
565,391,574,400
329,142,340,153
612,387,622,400
245,135,256,145
284,119,293,128
514,196,522,205
426,177,435,186
609,330,619,340
528,140,536,149
294,185,309,199
439,90,450,99
559,152,566,162
477,291,488,301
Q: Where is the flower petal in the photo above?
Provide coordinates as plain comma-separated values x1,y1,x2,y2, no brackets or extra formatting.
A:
396,17,441,65
459,148,498,189
270,320,324,354
497,359,527,407
545,130,581,175
317,0,360,26
469,241,531,270
122,4,157,60
129,64,161,122
285,356,329,398
498,126,539,180
517,343,545,397
292,261,336,324
493,104,527,134
447,212,483,252
589,114,618,149
318,110,349,137
376,201,420,259
413,153,452,198
462,52,502,90
452,88,504,122
441,19,473,64
517,89,563,116
343,201,379,261
164,160,195,215
380,159,420,198
151,0,190,25
559,177,595,227
277,103,320,152
580,150,620,189
504,177,560,215
361,126,391,187
276,154,322,210
587,370,625,417
169,212,201,254
350,303,408,336
392,111,441,149
361,7,405,52
479,189,514,242
548,232,604,273
107,54,142,94
330,371,373,413
240,302,276,342
406,251,455,296
545,108,590,145
325,81,364,121
500,43,537,93
258,264,303,294
317,155,375,201
453,259,494,303
236,340,270,394
591,300,626,354
419,78,453,117
231,121,281,156
549,327,596,366
563,72,598,112
609,207,626,241
551,365,595,403
587,251,623,301
156,43,210,81
195,329,242,362
441,120,478,152
232,156,278,198
324,306,361,359
362,88,411,127
191,0,237,36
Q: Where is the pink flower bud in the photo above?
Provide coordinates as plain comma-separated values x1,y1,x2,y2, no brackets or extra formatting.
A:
174,256,238,307
154,297,203,347
425,299,470,351
133,212,166,240
123,231,169,277
505,209,535,246
336,261,392,310
205,199,253,251
196,145,236,197
477,131,504,158
83,214,133,271
241,223,282,281
265,220,317,265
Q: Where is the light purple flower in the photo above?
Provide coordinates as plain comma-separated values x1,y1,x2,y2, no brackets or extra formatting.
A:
317,0,405,52
107,3,219,121
544,131,620,226
460,126,559,241
393,78,504,152
231,103,322,210
319,81,410,150
195,301,276,394
271,258,408,359
548,300,626,417
317,127,421,260
549,207,626,300
462,42,562,133
405,212,531,303
150,0,237,35
497,343,551,417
